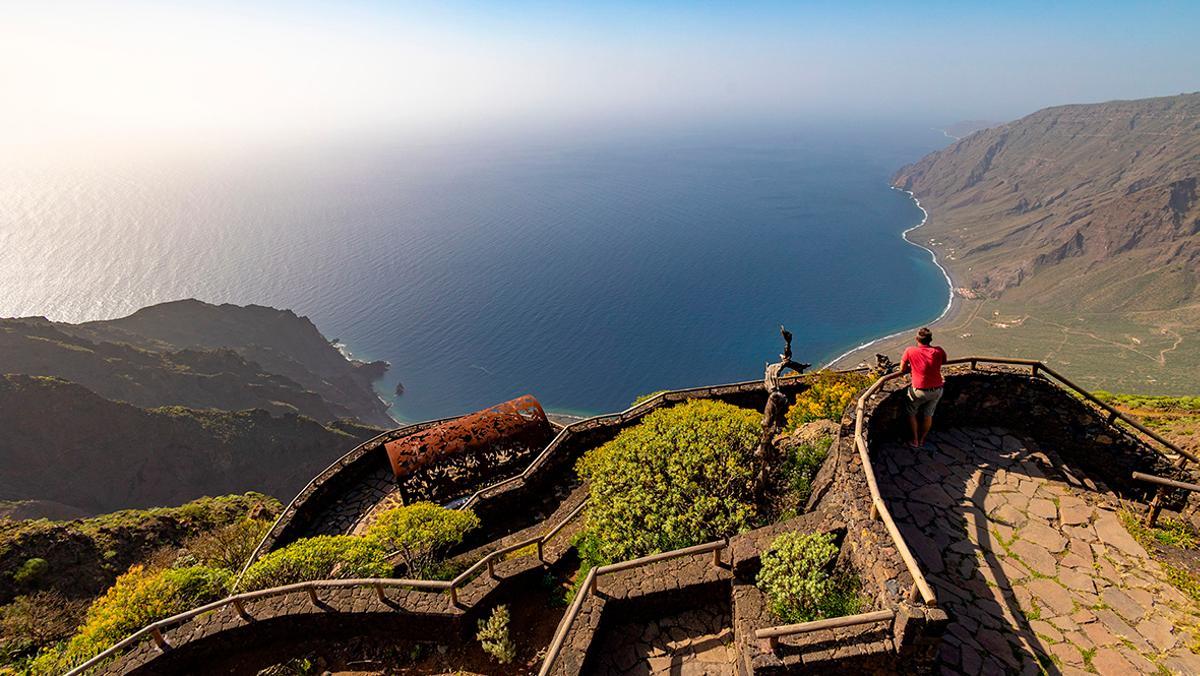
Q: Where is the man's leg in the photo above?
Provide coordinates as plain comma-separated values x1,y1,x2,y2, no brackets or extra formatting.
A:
908,414,920,447
918,415,934,446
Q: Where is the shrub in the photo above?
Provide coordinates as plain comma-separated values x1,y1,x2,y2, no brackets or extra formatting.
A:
238,535,390,591
0,591,87,665
785,371,872,432
176,518,272,572
757,531,845,623
364,503,479,579
13,557,48,586
577,399,760,563
781,436,834,505
30,565,231,674
476,605,517,664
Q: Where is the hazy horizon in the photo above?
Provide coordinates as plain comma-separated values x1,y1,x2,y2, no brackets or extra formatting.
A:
3,1,1198,157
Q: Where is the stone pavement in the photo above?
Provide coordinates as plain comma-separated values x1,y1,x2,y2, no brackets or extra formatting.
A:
589,605,738,675
876,426,1200,675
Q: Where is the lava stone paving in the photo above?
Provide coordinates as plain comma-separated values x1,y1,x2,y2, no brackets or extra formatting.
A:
877,426,1200,675
588,605,738,675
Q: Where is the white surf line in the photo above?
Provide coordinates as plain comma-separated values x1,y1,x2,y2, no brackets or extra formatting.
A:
820,187,955,369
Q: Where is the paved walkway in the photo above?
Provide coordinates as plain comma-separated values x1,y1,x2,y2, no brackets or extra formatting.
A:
589,604,737,675
877,426,1200,675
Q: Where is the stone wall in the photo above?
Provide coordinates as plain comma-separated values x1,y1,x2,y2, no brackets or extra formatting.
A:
865,366,1178,503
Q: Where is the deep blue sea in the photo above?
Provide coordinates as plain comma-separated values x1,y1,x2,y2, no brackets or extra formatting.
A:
0,122,949,421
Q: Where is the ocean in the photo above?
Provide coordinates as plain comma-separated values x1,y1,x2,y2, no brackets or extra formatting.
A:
0,122,950,422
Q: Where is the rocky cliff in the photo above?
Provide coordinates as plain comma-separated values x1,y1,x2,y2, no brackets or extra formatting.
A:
871,92,1200,393
895,93,1200,308
3,300,394,427
0,375,377,516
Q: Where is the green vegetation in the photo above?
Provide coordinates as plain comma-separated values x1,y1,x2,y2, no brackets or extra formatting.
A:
780,436,834,506
12,559,48,587
30,565,231,674
174,518,273,572
363,502,480,578
630,390,669,407
238,535,391,591
1119,509,1199,550
0,495,277,671
576,399,760,565
784,371,872,432
0,592,87,670
476,604,516,664
756,531,864,623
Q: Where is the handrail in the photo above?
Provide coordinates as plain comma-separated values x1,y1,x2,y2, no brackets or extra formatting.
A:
1132,471,1200,493
853,369,939,607
754,355,1193,649
754,608,896,646
942,357,1194,464
539,566,597,676
65,496,589,676
239,415,463,581
457,371,841,510
538,537,729,675
111,367,858,676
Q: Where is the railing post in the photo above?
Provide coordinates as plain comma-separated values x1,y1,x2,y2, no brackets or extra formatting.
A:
970,359,977,370
1146,488,1165,528
150,626,170,652
374,583,388,605
449,585,459,607
711,546,722,568
908,583,920,603
486,557,496,580
232,598,252,621
536,539,545,563
306,586,320,607
1031,363,1040,377
869,500,879,521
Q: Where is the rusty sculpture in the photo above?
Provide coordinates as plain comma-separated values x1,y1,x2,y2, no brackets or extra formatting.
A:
383,395,552,503
755,326,810,503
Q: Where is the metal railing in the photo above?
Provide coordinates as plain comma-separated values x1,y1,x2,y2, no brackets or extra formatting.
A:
64,497,589,676
755,609,896,649
243,371,840,578
749,356,1187,648
1132,471,1200,527
537,539,729,676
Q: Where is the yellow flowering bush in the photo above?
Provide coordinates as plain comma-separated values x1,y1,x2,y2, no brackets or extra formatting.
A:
364,502,480,578
785,371,872,432
238,535,391,591
576,399,760,564
30,565,231,674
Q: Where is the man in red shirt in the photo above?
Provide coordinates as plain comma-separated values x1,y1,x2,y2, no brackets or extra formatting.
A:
898,327,947,449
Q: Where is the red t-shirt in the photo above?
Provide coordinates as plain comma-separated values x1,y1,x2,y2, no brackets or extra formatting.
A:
903,345,947,389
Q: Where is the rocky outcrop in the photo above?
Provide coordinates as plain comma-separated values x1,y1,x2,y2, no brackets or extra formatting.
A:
0,493,279,605
894,92,1200,307
0,375,377,516
3,299,395,427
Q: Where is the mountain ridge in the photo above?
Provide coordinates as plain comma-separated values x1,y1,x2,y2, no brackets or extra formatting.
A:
839,92,1200,392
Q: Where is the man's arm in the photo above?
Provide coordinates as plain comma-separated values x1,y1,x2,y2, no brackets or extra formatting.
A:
898,350,911,374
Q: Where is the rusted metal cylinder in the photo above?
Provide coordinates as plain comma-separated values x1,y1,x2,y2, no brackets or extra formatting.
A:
383,395,550,479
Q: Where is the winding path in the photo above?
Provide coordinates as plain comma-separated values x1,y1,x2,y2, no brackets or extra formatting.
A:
878,426,1200,675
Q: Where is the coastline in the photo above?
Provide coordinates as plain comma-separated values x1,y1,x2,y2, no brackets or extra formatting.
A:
821,187,956,369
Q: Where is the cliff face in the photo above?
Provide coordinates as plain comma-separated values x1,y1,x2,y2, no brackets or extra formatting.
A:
864,93,1200,394
894,93,1200,307
0,375,377,516
2,299,394,427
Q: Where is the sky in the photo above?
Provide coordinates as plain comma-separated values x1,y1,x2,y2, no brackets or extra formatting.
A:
2,0,1198,153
